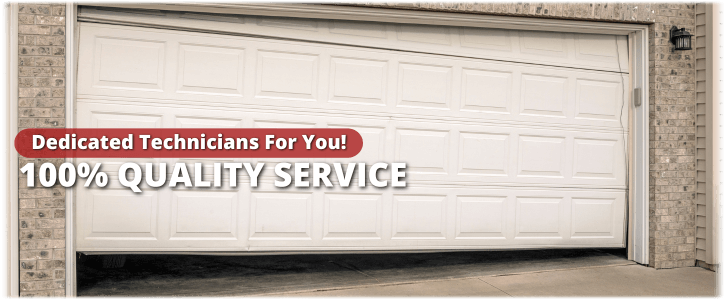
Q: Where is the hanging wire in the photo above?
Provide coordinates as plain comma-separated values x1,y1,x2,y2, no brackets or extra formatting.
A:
615,37,630,197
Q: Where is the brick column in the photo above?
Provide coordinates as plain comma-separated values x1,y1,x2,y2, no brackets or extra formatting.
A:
17,3,67,297
648,3,697,269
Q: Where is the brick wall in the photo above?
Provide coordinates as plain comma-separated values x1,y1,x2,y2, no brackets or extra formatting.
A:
350,3,659,22
354,2,697,271
647,3,697,269
17,3,67,297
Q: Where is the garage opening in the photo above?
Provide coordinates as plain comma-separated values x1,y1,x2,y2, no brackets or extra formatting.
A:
76,248,630,296
73,6,632,292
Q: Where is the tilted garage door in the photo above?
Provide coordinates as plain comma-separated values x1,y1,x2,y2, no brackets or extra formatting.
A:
75,12,629,252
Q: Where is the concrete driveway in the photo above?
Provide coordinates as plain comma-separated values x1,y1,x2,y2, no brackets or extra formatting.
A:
76,249,716,297
291,264,716,297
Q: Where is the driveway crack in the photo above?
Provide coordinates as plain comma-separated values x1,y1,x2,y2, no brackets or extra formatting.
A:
328,260,381,283
478,277,512,297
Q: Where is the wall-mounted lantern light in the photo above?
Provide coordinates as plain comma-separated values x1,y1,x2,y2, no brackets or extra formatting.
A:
670,26,693,50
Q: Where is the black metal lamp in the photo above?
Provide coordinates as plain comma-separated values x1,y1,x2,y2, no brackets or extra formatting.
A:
670,26,693,50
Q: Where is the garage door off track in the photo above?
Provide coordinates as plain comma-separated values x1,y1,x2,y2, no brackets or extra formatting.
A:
75,14,629,252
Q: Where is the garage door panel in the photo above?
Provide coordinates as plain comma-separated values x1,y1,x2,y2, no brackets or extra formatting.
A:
176,43,245,96
170,109,249,177
75,187,160,251
325,120,391,186
517,135,567,178
519,31,568,58
395,128,451,174
78,24,628,132
172,116,245,176
77,104,163,176
257,16,320,32
515,196,566,239
455,196,508,239
392,194,448,239
460,27,512,52
256,50,320,101
80,8,629,73
329,56,388,106
252,117,319,169
520,73,568,118
574,33,623,63
79,25,249,105
461,68,513,113
391,120,625,188
575,78,623,121
458,132,510,176
246,187,322,248
75,101,627,188
323,193,383,240
87,110,163,129
249,192,314,240
573,138,619,179
397,62,453,110
76,187,250,251
327,124,387,165
76,22,628,252
571,197,617,238
77,184,624,251
313,187,624,249
170,191,239,240
329,20,388,39
92,36,166,92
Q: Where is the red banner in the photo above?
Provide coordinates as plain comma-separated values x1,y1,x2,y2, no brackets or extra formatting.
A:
15,128,363,158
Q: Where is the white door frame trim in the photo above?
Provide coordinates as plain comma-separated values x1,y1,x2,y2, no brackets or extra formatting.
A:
65,2,77,297
628,28,650,266
6,3,19,297
60,4,650,294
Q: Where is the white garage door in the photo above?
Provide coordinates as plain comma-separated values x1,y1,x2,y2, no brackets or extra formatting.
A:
75,15,629,252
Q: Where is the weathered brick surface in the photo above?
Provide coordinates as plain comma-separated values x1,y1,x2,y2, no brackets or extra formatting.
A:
17,3,66,297
646,3,696,269
350,3,659,22
14,2,698,295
